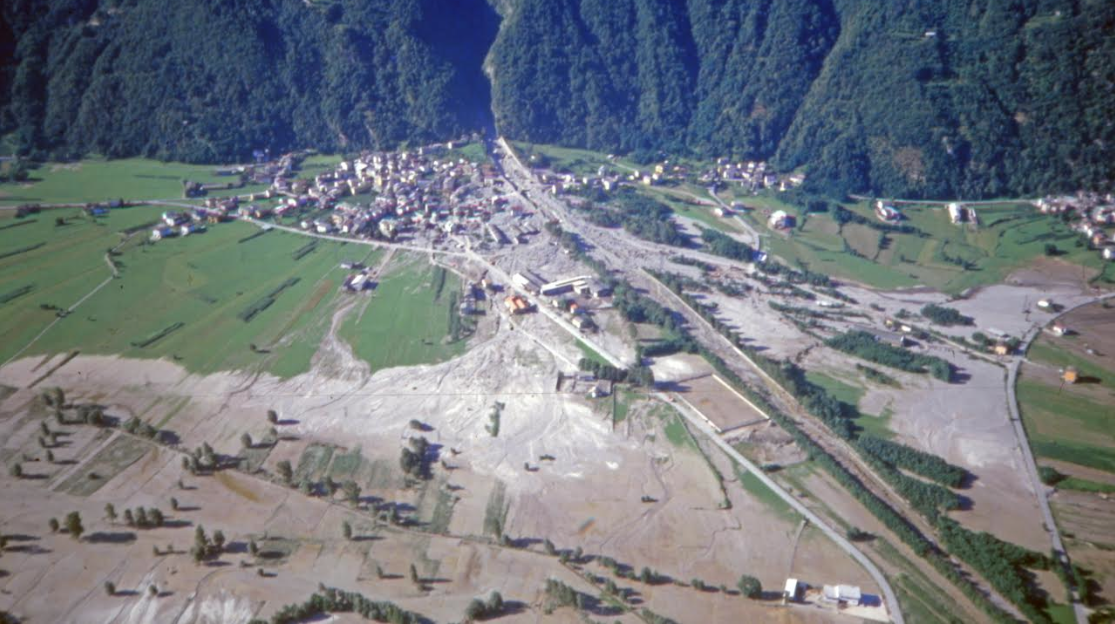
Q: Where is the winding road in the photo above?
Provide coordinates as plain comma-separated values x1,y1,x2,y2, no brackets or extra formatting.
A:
1005,292,1115,624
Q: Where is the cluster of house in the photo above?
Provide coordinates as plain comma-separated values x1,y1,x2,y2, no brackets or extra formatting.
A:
507,271,611,331
150,208,227,240
255,145,524,247
700,158,805,193
1038,193,1115,261
529,154,803,197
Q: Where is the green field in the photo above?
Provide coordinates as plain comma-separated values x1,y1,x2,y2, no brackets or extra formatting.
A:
338,257,467,373
0,158,268,205
0,206,365,375
445,141,489,164
805,370,895,438
0,205,469,378
735,195,1113,293
1018,375,1115,474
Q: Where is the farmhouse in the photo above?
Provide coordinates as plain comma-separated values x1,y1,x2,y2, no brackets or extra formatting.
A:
874,201,901,222
948,203,967,224
769,210,795,229
822,584,862,607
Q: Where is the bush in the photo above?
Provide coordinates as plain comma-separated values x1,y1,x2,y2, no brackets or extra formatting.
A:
920,304,974,327
737,574,762,599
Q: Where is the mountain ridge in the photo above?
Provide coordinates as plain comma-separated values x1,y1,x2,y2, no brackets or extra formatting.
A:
2,0,1112,199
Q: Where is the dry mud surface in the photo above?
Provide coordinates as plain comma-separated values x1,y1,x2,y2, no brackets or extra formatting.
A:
0,321,869,623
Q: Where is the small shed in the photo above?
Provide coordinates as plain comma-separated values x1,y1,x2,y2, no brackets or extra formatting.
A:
1063,367,1079,384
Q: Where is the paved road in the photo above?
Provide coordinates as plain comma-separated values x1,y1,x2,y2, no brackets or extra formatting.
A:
849,194,1038,207
1006,292,1115,624
236,216,472,259
666,393,905,624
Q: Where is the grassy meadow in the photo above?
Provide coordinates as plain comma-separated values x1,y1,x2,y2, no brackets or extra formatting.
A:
0,158,269,205
1018,337,1115,476
0,205,466,378
338,256,467,373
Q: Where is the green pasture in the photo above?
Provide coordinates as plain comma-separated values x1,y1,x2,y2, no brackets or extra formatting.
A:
1018,376,1115,475
0,158,268,205
0,207,362,375
735,195,1110,293
338,257,466,373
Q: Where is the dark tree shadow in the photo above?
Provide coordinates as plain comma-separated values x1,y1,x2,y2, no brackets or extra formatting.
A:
84,531,137,544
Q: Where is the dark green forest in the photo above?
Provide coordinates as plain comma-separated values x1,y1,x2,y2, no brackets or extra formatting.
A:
2,0,1113,198
490,0,1113,198
0,0,499,163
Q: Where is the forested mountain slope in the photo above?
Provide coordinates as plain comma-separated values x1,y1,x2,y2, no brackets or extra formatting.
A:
0,0,499,163
2,0,1112,198
489,0,1114,198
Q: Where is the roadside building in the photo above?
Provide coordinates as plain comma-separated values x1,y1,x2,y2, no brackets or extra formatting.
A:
784,579,802,603
822,585,862,607
948,202,967,224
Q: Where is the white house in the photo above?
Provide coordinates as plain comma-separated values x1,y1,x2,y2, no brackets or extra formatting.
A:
822,584,862,606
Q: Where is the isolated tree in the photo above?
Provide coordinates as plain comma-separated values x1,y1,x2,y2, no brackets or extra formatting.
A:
65,511,84,540
45,450,54,463
409,419,423,430
409,563,419,585
544,539,556,556
342,521,353,541
342,480,361,505
276,460,293,484
212,530,226,553
248,540,259,557
487,591,504,614
267,410,278,424
48,517,59,533
8,463,20,479
241,433,252,449
375,564,385,579
148,585,158,597
104,581,116,596
737,574,762,599
105,503,117,524
465,598,486,622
